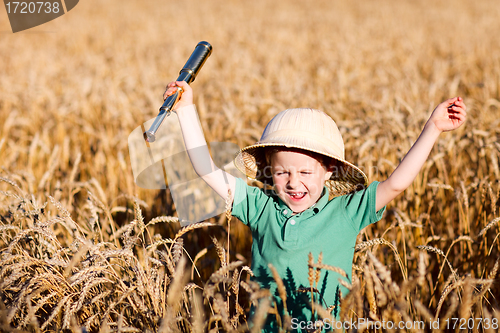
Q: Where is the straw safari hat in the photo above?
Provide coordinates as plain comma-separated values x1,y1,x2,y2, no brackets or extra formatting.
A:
234,108,368,195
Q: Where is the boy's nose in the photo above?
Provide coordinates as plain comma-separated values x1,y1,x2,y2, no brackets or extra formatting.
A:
287,173,299,188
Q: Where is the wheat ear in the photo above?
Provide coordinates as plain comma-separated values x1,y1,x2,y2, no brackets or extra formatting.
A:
308,253,315,319
174,221,214,240
356,238,407,280
268,263,290,329
250,297,270,333
478,217,500,237
166,256,187,313
417,245,457,280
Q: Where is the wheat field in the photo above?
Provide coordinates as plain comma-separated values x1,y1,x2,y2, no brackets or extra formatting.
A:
1,0,499,332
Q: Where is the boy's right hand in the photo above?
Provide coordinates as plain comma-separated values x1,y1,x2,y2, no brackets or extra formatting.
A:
163,81,194,111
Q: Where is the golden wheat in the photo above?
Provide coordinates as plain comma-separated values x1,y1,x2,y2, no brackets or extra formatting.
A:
1,0,500,331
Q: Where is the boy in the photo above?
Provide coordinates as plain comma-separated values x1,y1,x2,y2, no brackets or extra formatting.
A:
163,81,466,331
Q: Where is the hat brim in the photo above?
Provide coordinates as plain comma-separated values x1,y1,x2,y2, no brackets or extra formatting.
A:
234,142,368,196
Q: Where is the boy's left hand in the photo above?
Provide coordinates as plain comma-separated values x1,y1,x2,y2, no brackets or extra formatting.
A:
428,97,467,132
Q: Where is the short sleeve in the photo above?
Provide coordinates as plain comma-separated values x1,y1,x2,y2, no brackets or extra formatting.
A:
231,178,271,229
341,181,385,232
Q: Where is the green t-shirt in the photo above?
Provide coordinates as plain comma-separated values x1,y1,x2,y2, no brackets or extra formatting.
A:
232,178,385,332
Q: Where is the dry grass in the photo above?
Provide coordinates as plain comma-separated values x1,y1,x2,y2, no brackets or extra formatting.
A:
1,0,500,331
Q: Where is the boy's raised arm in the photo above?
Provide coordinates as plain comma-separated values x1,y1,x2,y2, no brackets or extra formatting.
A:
376,97,467,211
165,81,236,203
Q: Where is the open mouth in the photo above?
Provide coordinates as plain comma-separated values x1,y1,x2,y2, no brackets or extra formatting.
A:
287,192,307,200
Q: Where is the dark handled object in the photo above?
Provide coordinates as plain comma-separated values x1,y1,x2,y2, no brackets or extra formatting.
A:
144,41,212,142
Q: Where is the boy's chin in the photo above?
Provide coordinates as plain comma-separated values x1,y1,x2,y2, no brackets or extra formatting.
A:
284,198,314,213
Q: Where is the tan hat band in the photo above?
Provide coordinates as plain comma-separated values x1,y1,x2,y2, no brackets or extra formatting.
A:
259,129,344,159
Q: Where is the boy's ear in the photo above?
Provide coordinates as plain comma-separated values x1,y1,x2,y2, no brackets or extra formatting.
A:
324,170,333,181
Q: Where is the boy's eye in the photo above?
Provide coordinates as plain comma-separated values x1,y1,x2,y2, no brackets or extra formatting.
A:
300,171,312,175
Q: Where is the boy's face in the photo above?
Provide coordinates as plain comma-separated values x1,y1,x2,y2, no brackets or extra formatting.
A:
270,150,332,214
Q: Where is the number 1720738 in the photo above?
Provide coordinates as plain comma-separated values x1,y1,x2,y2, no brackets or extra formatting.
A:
5,2,60,14
445,318,498,330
